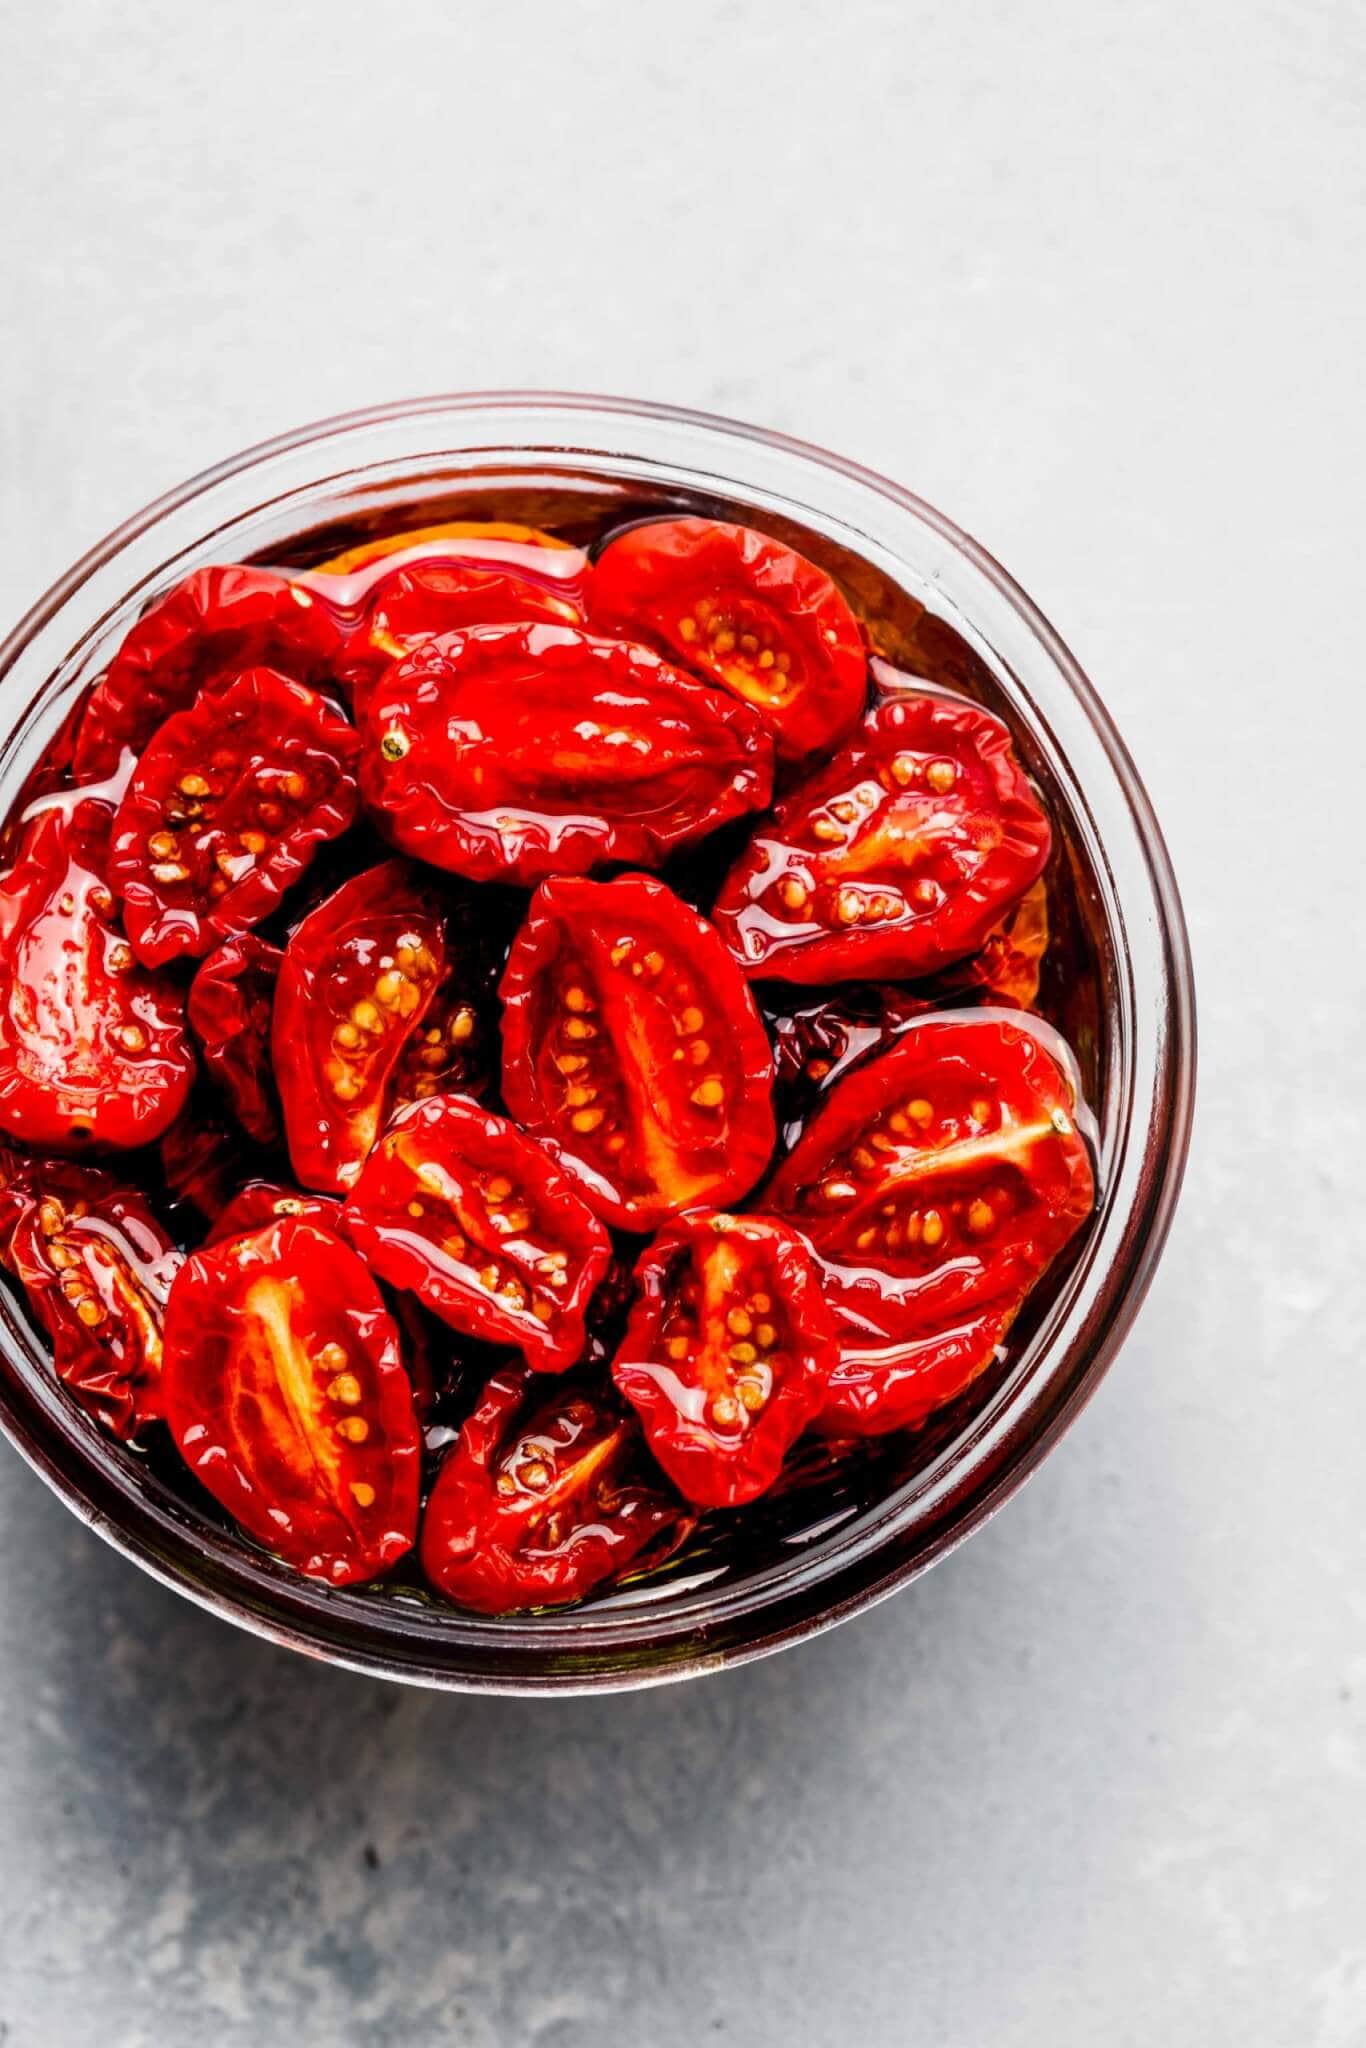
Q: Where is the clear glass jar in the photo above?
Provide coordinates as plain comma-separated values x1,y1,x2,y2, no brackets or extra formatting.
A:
0,395,1195,1691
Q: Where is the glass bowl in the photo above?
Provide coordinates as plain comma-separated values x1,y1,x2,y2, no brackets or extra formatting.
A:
0,394,1195,1693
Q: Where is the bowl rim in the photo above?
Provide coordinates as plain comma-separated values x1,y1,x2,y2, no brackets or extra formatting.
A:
0,391,1196,1692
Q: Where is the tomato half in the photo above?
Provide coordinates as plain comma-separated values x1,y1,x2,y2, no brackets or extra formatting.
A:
272,858,476,1192
611,1211,838,1508
500,872,777,1232
108,668,359,968
187,933,284,1146
73,566,343,780
0,1157,181,1439
763,1011,1096,1433
161,1217,420,1583
712,693,1052,984
342,1093,611,1371
592,518,867,762
359,622,773,886
298,536,592,704
0,795,193,1151
420,1365,689,1613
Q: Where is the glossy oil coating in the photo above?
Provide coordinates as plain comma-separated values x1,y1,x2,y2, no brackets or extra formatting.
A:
359,621,775,883
0,791,194,1150
500,871,778,1229
161,1217,420,1585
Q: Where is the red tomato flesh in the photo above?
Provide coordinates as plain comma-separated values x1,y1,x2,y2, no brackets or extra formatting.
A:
272,859,464,1192
612,1211,838,1508
0,1156,181,1440
202,1181,439,1417
342,1093,612,1372
764,1011,1095,1433
359,622,773,886
500,872,777,1232
73,566,343,780
108,668,359,968
0,794,193,1151
712,692,1051,984
592,517,867,762
420,1365,688,1613
161,1217,420,1584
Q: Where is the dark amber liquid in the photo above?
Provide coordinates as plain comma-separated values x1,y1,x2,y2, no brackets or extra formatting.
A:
4,478,1108,1613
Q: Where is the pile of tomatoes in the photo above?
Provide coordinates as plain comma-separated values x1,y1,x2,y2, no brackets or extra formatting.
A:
0,513,1096,1612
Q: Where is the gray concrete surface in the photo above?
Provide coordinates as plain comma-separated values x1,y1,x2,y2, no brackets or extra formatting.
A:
1,3,1363,2043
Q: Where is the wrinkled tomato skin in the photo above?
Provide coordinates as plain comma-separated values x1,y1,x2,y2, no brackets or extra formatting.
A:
188,934,284,1146
713,693,1052,985
188,934,282,1144
768,879,1052,1137
161,1218,420,1584
205,1179,342,1245
157,1097,261,1223
592,518,867,763
297,537,592,707
360,622,774,886
764,1010,1096,1434
200,1183,439,1415
272,858,452,1193
420,1365,689,1614
611,1211,838,1509
73,566,343,780
812,1307,1018,1438
108,668,360,968
500,872,777,1232
0,795,193,1152
342,1093,612,1371
0,1156,181,1440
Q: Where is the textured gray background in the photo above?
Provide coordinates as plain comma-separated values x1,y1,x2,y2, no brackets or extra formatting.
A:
1,3,1363,2043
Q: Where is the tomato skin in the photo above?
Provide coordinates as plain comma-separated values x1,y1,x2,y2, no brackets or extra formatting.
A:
161,1217,420,1584
297,536,592,706
157,1097,260,1223
108,668,360,969
811,1307,1017,1438
419,1365,689,1614
188,934,284,1146
500,872,777,1232
611,1211,838,1509
0,1156,181,1440
763,1010,1095,1434
712,693,1052,985
73,566,343,780
359,622,774,886
342,1093,612,1371
592,518,867,762
205,1179,342,1245
271,858,452,1193
0,795,194,1152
